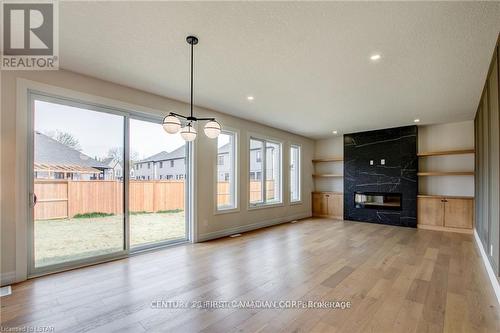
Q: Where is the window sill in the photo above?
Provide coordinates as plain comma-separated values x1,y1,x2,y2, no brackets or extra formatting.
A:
214,207,240,215
289,200,303,206
248,202,284,211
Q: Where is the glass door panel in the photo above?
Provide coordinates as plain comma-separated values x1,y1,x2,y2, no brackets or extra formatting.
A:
32,98,125,269
129,118,188,248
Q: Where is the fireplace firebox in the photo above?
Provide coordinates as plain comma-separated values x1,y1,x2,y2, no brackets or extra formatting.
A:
354,192,402,211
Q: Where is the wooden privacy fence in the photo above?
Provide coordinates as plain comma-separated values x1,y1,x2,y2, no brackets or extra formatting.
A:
34,180,184,220
34,180,275,220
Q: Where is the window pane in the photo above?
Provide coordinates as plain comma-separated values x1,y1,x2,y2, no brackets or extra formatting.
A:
265,141,281,203
217,131,236,210
250,139,264,204
129,118,187,248
33,99,125,268
290,145,301,202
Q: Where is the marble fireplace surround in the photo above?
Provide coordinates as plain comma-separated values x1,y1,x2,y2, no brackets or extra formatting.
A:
344,126,418,227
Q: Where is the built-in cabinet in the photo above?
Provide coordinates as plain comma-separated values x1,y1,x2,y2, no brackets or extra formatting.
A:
312,192,343,219
312,157,343,220
475,35,500,276
418,196,473,232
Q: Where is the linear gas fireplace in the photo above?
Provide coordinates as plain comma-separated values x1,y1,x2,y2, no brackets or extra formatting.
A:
354,192,402,211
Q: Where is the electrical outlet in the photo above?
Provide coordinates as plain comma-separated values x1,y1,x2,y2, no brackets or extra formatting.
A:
381,159,385,165
490,244,493,256
370,160,374,165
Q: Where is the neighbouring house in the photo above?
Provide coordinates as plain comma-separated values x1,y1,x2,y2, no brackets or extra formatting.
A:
133,146,186,180
34,131,111,180
133,143,278,182
101,157,124,180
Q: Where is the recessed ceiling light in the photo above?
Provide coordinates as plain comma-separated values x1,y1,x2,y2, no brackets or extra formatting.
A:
332,130,338,135
247,96,254,101
370,54,381,61
414,118,420,123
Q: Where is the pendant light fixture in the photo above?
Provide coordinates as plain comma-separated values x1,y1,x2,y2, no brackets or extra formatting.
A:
162,35,221,141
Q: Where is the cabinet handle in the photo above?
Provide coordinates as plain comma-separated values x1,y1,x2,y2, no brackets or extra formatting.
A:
325,195,330,197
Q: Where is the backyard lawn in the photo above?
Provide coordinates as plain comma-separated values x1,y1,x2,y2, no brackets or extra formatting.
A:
34,211,186,267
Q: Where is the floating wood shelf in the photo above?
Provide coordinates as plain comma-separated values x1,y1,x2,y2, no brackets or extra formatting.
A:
417,149,475,157
313,174,343,178
312,157,344,163
417,171,474,176
418,194,474,200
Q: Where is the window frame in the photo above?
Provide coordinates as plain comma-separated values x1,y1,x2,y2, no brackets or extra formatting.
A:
289,144,302,204
25,89,193,278
214,129,239,214
248,134,284,209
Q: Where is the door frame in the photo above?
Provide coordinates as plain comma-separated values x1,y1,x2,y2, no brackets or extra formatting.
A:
26,88,192,278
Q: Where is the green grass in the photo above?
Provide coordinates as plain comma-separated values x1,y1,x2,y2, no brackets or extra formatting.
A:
35,212,186,267
73,212,114,218
156,209,183,214
130,209,184,215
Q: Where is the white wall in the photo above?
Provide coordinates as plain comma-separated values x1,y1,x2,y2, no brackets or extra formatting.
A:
418,121,475,196
313,121,475,196
0,70,314,284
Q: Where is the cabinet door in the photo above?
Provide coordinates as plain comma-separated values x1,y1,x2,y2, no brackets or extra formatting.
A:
444,199,473,229
418,197,444,226
312,193,328,216
327,194,343,219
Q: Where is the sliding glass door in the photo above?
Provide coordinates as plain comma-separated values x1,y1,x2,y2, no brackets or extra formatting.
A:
129,118,188,249
29,93,190,275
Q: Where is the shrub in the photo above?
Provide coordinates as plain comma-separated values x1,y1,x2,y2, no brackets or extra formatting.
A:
157,209,183,214
73,212,114,218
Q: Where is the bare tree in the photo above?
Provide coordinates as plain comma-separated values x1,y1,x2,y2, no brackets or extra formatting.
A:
106,147,139,163
46,130,82,151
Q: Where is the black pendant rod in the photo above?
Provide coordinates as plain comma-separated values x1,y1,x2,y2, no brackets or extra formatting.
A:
167,36,215,122
190,40,194,118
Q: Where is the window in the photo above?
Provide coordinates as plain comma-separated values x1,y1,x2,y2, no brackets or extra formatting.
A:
148,162,151,169
170,160,174,167
290,145,301,202
256,151,262,162
159,161,163,168
249,137,282,206
217,131,237,210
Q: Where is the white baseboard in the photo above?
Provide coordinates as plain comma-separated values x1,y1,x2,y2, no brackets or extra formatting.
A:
473,229,500,305
198,212,312,242
1,271,16,287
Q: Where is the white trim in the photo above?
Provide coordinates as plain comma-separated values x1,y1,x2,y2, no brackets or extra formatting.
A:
289,143,302,204
0,272,16,287
473,229,500,305
247,132,284,209
15,78,195,280
198,212,311,242
214,128,240,215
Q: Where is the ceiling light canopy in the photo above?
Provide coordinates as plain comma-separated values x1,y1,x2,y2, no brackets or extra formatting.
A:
162,35,221,141
332,130,338,135
370,54,381,61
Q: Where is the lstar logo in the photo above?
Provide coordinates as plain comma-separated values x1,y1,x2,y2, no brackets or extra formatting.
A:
1,1,59,70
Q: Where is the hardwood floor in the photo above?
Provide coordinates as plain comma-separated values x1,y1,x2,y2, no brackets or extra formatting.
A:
1,218,499,332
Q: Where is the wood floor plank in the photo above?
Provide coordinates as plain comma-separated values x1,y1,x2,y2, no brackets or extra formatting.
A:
1,218,499,333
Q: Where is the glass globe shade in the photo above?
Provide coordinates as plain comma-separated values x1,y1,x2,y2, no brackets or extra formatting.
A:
162,115,181,134
180,123,197,141
204,120,221,139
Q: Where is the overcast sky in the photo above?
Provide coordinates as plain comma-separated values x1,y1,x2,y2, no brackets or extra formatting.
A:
34,100,232,160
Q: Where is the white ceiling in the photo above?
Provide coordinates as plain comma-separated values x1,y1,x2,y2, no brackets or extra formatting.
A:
59,2,500,139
